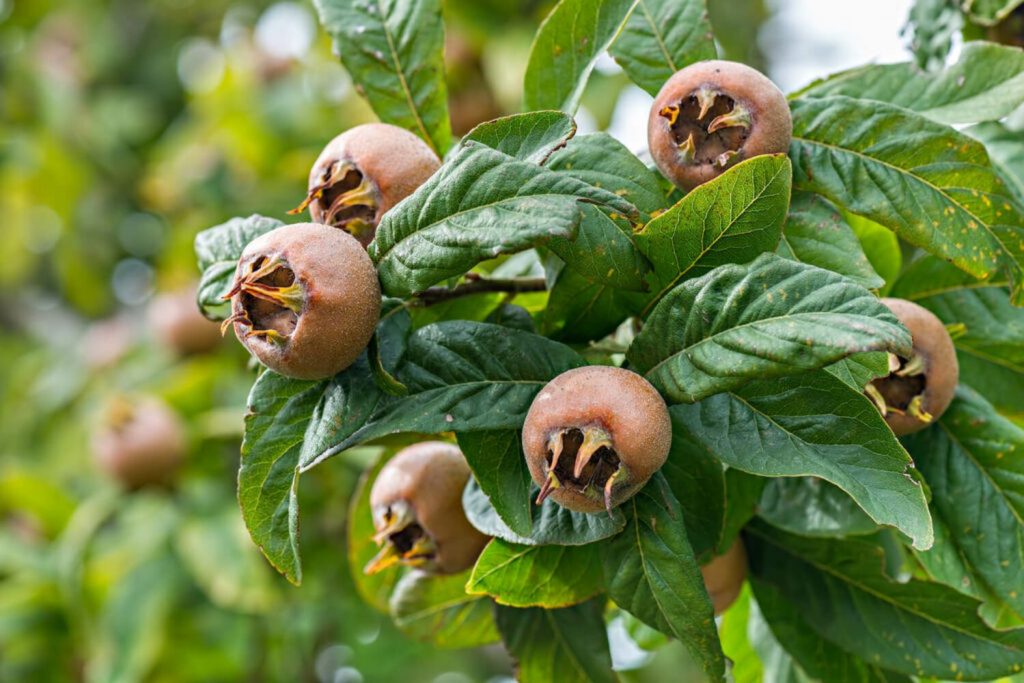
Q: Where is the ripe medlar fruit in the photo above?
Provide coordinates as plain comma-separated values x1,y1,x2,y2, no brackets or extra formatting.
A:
865,298,958,436
290,123,441,246
522,366,672,515
701,540,747,616
91,396,185,489
148,284,221,356
222,222,381,380
648,60,792,191
365,442,489,575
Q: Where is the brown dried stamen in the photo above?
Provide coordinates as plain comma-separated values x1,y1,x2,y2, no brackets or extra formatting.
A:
222,257,302,342
291,160,380,240
658,88,752,166
866,352,932,422
537,426,622,515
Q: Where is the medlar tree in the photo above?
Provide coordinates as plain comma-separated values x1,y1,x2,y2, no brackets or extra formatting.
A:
193,0,1024,680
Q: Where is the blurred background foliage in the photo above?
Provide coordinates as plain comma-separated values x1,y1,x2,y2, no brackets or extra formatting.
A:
9,0,1014,680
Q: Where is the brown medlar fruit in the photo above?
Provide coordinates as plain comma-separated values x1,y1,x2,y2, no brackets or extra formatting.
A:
701,540,747,616
222,223,380,380
148,284,221,356
865,298,958,436
648,60,792,191
91,396,186,489
522,366,672,515
365,442,489,576
290,123,441,246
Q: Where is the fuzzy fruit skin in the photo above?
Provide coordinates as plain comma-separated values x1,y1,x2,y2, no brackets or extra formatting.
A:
701,540,747,615
229,223,380,380
648,60,791,191
148,285,221,355
91,397,186,488
522,366,672,514
876,298,958,436
370,442,489,575
307,123,440,246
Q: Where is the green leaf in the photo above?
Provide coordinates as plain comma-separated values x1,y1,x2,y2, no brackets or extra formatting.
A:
548,205,650,291
904,387,1024,621
389,569,499,648
627,253,912,404
758,477,879,539
636,155,792,309
845,213,902,295
240,357,384,583
718,586,765,683
370,141,636,296
194,214,283,318
967,121,1024,202
457,431,533,538
467,539,604,607
523,0,636,113
541,266,647,343
746,522,1024,680
778,193,884,290
306,322,584,467
890,254,1024,419
966,0,1024,25
347,451,402,613
796,42,1024,125
905,0,962,70
789,95,1024,304
668,370,934,550
608,0,716,96
463,478,626,546
312,0,450,155
464,111,577,164
602,475,725,679
826,352,891,391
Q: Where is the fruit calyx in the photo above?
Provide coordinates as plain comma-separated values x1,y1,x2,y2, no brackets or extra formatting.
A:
289,159,379,242
536,424,623,517
365,499,438,574
658,85,751,169
865,351,933,423
221,256,304,344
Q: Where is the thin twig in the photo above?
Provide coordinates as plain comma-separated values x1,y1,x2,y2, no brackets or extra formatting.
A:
413,275,547,306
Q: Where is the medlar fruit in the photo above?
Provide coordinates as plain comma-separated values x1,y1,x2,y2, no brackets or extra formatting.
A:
290,123,441,246
522,366,672,515
222,222,380,380
865,298,958,436
91,396,185,489
701,540,747,616
148,284,221,356
365,442,489,575
648,60,792,191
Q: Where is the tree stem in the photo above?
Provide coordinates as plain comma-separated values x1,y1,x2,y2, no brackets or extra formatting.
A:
413,275,547,306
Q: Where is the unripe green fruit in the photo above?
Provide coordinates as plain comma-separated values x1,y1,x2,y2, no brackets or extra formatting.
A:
91,397,185,489
522,366,672,515
648,60,791,191
701,540,747,615
223,223,380,380
291,123,441,246
866,298,958,436
366,442,489,575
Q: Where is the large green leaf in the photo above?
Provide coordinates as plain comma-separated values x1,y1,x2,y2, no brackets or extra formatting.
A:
627,254,912,404
796,42,1024,125
467,539,604,607
463,478,626,546
495,598,615,683
370,141,636,296
967,121,1024,202
548,205,650,291
305,322,584,468
602,475,725,679
747,523,1024,680
789,96,1024,304
523,0,636,113
669,370,933,550
239,356,385,583
778,193,884,290
389,570,499,648
464,111,577,164
635,154,792,309
904,388,1024,621
194,214,283,317
347,451,402,613
758,477,879,539
965,0,1024,25
608,0,716,96
891,254,1024,418
541,266,648,343
312,0,450,155
457,431,533,538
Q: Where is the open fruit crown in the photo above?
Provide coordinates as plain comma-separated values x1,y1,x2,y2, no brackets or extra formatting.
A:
191,1,1024,680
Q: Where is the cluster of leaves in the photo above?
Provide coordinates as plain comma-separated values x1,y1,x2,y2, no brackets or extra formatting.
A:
195,0,1024,680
